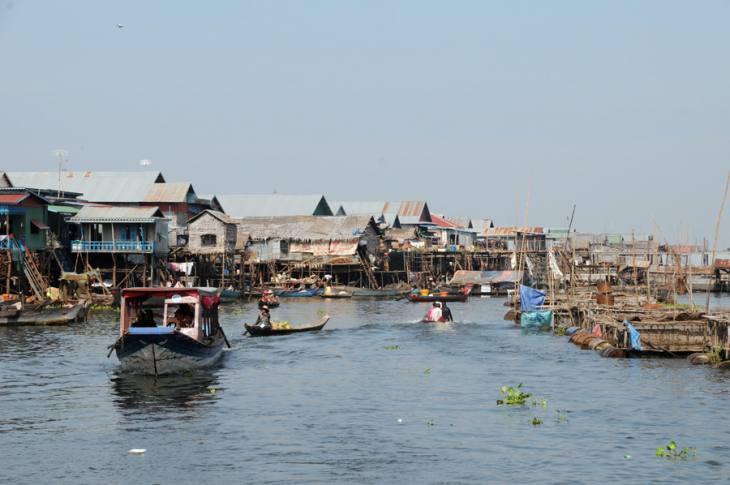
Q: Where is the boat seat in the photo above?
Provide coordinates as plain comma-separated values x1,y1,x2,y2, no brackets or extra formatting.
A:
127,326,175,335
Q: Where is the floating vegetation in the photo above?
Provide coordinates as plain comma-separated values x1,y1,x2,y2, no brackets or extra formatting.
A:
555,325,567,336
90,304,118,311
426,419,435,427
531,417,543,426
424,368,431,374
707,346,722,365
555,410,569,423
383,345,400,351
496,383,532,406
531,397,548,408
655,440,697,461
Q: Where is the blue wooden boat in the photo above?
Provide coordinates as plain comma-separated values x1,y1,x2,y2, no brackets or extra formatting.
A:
109,287,229,375
220,288,241,302
276,287,322,298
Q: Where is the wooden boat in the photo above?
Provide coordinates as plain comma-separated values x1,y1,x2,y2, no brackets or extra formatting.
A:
258,298,280,308
0,302,89,326
109,287,229,375
339,287,409,299
407,291,468,303
276,287,322,298
245,316,329,337
220,288,241,301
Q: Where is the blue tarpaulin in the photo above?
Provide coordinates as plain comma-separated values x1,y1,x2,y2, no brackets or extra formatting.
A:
624,320,643,351
520,310,553,330
520,285,545,311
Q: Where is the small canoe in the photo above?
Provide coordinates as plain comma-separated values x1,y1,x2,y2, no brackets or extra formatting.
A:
258,299,280,308
407,293,468,303
245,316,330,337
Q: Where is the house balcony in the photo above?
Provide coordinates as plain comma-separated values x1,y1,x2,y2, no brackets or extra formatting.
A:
71,240,156,253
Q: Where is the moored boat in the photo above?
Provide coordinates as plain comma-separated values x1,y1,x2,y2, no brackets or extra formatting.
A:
220,288,242,301
0,302,89,326
276,287,323,298
245,316,330,336
109,287,229,375
406,290,468,303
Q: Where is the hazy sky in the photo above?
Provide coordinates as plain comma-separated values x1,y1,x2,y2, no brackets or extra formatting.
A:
1,1,728,244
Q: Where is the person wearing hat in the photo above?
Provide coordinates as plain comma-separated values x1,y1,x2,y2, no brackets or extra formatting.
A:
255,304,272,330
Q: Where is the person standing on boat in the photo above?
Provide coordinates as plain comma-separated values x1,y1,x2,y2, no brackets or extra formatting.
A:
255,305,272,330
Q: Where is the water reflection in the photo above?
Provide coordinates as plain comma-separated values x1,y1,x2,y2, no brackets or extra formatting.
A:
111,370,220,413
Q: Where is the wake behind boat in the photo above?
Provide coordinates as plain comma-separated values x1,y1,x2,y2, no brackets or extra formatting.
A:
109,287,229,375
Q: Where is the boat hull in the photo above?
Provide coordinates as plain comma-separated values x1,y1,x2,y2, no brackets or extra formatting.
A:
245,317,329,337
0,303,89,326
116,333,224,375
276,288,322,298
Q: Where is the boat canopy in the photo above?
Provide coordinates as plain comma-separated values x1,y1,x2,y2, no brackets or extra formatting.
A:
122,287,221,309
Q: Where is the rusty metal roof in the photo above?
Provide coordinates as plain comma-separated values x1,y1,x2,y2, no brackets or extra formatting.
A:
144,183,194,203
236,215,375,241
484,226,544,236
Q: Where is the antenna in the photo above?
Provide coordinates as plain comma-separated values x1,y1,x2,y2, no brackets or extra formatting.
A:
52,149,68,198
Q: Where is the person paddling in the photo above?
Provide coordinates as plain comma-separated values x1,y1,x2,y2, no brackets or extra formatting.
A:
255,305,272,330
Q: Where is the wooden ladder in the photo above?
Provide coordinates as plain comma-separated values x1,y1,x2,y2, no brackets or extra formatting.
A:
358,250,379,289
14,240,47,300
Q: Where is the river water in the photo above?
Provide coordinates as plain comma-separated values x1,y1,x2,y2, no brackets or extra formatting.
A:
1,296,729,484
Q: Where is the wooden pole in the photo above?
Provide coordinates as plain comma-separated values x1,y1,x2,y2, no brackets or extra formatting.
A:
705,170,730,313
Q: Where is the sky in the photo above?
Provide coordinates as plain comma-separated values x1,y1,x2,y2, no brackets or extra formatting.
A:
1,1,729,245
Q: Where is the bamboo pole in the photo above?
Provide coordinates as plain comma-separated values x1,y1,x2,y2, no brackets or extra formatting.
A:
705,170,730,313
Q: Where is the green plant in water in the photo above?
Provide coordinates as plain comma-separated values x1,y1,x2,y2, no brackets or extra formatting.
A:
383,345,400,351
497,383,532,406
707,346,723,365
531,397,548,408
555,410,568,423
655,440,697,461
531,417,543,426
424,368,431,375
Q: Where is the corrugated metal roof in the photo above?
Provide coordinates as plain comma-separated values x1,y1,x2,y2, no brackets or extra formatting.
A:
6,171,165,203
236,215,375,241
48,204,80,214
470,219,494,234
187,209,237,225
215,194,333,218
0,194,27,204
332,201,388,216
144,183,194,203
394,201,429,219
430,214,460,228
484,226,544,236
69,205,165,223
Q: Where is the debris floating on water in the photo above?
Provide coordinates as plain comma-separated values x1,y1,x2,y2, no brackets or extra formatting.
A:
128,449,146,455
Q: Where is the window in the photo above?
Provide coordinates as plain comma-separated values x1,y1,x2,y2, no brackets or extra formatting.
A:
201,234,217,246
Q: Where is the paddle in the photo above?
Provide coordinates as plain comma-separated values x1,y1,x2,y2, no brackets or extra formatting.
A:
218,326,231,348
